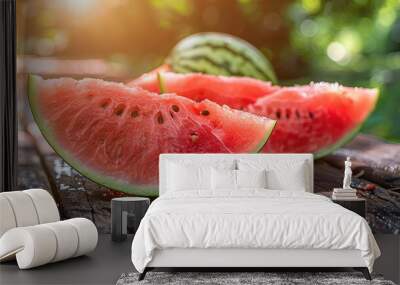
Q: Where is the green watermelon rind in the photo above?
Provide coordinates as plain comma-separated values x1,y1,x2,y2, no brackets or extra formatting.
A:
252,120,276,153
28,75,275,197
313,125,361,159
167,32,277,83
28,75,159,197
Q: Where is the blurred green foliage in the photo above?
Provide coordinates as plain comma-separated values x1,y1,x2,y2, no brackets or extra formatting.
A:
17,0,400,142
288,0,400,142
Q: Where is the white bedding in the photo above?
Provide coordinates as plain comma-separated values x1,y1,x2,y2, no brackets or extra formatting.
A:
131,190,380,273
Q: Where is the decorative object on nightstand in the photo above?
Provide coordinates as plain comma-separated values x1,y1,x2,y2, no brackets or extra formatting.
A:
330,157,366,217
111,197,150,242
332,157,357,200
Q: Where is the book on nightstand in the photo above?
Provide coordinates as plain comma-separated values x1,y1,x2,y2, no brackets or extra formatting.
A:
332,188,358,200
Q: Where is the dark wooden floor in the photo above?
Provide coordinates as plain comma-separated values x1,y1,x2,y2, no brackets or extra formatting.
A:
0,234,134,285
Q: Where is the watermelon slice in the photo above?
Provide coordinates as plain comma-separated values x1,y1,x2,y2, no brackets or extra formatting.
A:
247,83,378,156
28,75,276,196
130,72,277,109
131,72,379,157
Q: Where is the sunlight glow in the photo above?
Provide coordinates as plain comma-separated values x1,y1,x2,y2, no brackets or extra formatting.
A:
51,0,97,15
327,42,347,63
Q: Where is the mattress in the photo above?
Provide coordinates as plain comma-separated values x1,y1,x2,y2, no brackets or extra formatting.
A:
131,190,380,273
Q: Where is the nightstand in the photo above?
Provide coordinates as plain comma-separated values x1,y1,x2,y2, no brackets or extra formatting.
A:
331,198,366,218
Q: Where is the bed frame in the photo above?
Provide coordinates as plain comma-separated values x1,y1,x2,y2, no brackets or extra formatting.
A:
139,154,371,280
140,248,370,280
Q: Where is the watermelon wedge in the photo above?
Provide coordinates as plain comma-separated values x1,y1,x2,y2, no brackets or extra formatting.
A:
130,72,277,109
131,72,379,157
28,75,276,196
247,83,379,156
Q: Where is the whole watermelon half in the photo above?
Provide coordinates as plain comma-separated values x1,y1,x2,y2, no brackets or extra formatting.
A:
166,32,277,83
131,72,379,158
28,75,276,196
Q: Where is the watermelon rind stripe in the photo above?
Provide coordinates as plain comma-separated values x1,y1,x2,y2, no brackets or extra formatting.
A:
171,65,196,74
172,59,232,76
172,47,256,74
169,40,277,83
171,47,271,80
172,55,265,79
27,75,159,197
194,42,274,80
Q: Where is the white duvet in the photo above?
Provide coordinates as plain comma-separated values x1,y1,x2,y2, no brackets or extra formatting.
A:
131,190,380,273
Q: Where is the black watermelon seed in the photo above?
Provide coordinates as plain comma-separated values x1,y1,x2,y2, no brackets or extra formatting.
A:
114,105,125,116
157,112,164,124
131,108,139,118
295,110,301,119
171,105,179,112
309,112,314,119
276,109,281,119
201,110,210,116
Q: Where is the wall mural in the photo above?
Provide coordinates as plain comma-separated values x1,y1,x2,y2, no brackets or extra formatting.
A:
17,0,399,234
27,32,378,197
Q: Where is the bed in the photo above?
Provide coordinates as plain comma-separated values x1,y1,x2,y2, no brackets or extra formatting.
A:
131,154,380,281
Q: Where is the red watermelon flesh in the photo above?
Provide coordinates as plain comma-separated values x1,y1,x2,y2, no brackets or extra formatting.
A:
28,75,275,196
130,72,277,109
131,72,378,157
247,83,378,155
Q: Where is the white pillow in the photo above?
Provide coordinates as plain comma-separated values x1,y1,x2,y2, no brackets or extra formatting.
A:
266,162,307,191
211,168,237,190
238,159,308,191
236,169,267,189
167,163,211,191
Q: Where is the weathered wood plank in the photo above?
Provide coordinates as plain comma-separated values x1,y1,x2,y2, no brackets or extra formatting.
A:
317,134,400,233
323,134,400,189
314,160,344,193
355,180,400,234
17,131,50,191
318,184,400,234
43,154,93,222
43,154,125,233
